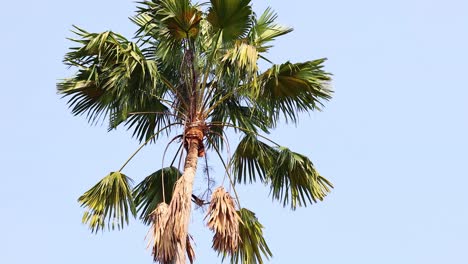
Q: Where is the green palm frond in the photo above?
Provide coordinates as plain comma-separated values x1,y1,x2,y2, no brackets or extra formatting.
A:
255,59,333,124
220,40,259,85
205,92,269,152
249,8,293,53
121,100,172,142
217,7,292,78
124,112,169,143
78,172,136,233
207,0,253,42
208,94,268,130
205,111,269,153
133,167,181,224
158,0,202,40
231,133,277,183
135,0,202,40
222,40,258,72
204,123,225,152
232,134,333,209
227,208,272,264
58,27,175,141
271,147,333,209
131,2,158,40
197,18,217,55
132,0,201,66
132,2,169,60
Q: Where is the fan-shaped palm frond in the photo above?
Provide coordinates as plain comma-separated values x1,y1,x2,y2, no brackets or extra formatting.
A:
132,0,202,67
133,167,181,224
221,40,259,80
231,135,333,209
231,133,277,183
256,59,333,124
249,7,293,54
158,0,202,40
227,208,271,264
58,27,175,141
122,103,172,142
221,101,269,133
207,0,253,42
78,172,136,233
215,7,293,83
271,147,333,209
205,94,269,151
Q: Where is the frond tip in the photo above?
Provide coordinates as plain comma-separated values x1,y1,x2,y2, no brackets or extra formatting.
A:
228,208,272,264
232,133,277,184
58,27,171,142
257,59,333,124
270,147,333,209
206,187,241,255
78,171,136,233
232,134,333,209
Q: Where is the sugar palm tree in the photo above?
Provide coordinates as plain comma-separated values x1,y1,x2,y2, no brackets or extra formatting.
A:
58,0,333,263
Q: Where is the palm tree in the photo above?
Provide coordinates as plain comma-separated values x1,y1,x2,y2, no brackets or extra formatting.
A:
58,0,333,263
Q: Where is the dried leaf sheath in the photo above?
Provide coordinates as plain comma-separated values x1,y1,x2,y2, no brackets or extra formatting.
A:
160,138,200,263
147,203,175,263
206,187,241,254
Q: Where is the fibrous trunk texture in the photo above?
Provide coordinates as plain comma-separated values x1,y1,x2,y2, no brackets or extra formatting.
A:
170,138,200,264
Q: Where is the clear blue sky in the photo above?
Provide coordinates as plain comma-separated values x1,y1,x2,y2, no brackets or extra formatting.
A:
1,0,467,263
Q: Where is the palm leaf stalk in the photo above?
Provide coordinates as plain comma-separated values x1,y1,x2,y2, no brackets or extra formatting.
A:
58,0,334,263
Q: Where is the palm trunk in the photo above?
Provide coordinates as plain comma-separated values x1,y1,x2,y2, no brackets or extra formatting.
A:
170,138,200,264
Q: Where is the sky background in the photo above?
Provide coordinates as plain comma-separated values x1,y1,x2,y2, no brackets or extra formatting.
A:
1,0,467,263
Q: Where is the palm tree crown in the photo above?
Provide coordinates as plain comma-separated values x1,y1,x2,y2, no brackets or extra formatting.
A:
58,0,333,263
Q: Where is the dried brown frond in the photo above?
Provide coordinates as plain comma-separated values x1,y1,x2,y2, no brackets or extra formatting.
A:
186,234,196,264
147,202,177,264
167,178,192,242
206,187,241,254
154,177,193,263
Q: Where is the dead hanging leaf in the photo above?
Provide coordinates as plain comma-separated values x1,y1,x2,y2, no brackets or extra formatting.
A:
147,202,176,264
206,187,241,255
186,234,196,264
152,177,193,263
166,177,191,245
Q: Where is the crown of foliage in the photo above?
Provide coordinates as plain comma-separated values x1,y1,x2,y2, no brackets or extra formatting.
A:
59,0,333,263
